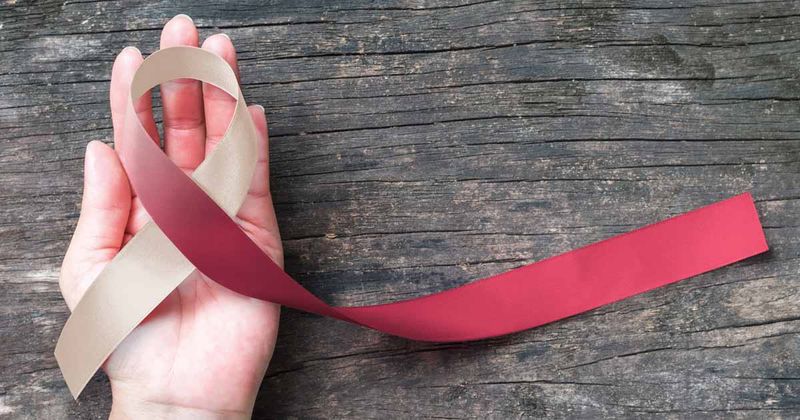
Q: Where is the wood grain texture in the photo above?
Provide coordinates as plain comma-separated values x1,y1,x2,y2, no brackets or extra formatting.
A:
1,0,799,418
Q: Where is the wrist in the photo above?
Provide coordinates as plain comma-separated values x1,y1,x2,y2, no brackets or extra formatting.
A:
109,381,253,420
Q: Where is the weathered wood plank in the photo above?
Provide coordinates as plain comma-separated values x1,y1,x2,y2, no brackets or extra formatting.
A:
1,0,798,418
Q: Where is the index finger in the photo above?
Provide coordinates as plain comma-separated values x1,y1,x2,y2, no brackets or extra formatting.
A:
110,46,159,150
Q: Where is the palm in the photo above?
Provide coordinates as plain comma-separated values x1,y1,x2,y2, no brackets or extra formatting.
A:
105,270,279,412
59,16,281,416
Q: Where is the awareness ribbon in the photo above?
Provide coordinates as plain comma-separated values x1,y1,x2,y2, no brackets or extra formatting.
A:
55,47,769,398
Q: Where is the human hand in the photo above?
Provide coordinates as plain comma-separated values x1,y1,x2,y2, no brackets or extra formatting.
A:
58,15,282,419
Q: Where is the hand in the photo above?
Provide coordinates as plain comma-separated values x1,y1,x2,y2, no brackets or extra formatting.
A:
59,15,282,419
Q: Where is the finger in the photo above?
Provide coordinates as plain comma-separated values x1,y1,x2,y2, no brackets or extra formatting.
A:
201,33,240,156
160,14,206,173
109,47,156,237
236,106,283,266
60,141,131,308
248,105,270,196
69,142,131,259
110,46,158,149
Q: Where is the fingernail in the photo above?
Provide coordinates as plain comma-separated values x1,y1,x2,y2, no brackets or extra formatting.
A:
85,141,96,162
84,141,101,180
121,46,140,55
254,105,265,113
216,33,231,41
173,14,193,24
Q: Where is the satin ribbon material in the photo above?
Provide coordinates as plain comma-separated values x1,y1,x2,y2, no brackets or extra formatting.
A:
55,47,769,398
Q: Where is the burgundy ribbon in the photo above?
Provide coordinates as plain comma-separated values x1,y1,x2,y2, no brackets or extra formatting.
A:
124,102,769,341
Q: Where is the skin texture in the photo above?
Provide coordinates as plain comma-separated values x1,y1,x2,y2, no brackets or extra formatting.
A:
58,15,282,419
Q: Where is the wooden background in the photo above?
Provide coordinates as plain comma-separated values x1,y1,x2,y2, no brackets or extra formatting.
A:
1,0,799,418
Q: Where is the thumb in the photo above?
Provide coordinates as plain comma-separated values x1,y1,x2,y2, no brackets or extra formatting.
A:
60,141,131,309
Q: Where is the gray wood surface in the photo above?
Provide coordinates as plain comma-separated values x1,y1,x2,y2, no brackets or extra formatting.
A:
1,0,799,418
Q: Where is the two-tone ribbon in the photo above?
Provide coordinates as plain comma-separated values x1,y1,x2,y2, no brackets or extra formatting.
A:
55,47,769,398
